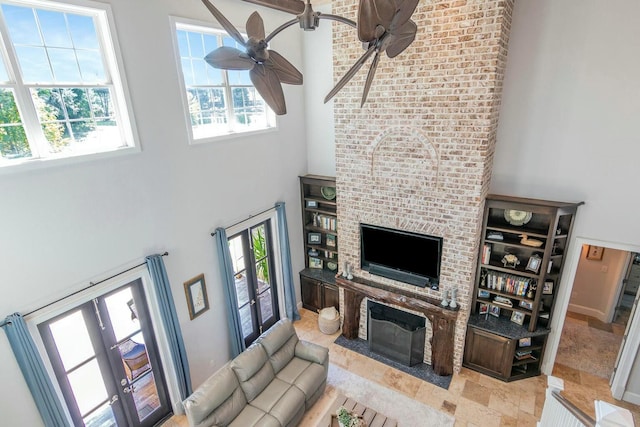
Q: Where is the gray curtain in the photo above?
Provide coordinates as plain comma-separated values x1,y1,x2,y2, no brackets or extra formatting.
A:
146,254,192,399
2,313,70,427
214,227,245,358
275,202,301,321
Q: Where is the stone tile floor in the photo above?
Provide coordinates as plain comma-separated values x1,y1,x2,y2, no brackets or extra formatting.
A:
163,308,639,426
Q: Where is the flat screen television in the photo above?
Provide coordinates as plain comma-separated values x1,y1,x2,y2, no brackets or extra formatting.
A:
360,223,442,289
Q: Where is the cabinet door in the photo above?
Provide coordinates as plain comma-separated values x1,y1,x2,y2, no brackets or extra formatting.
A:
323,284,339,311
463,327,514,379
300,277,322,312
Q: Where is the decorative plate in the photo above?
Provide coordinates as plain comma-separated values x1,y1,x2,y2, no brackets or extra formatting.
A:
327,262,338,271
320,186,336,200
504,209,532,226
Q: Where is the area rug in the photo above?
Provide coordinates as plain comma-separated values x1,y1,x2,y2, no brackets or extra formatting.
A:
555,317,623,379
325,364,455,427
334,336,452,389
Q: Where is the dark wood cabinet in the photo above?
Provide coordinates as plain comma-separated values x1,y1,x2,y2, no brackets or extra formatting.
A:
299,175,339,313
463,194,582,381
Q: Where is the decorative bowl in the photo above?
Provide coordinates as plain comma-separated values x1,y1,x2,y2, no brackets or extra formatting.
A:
320,186,336,200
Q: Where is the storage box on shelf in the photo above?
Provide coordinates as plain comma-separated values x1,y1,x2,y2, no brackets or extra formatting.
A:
299,175,339,313
464,194,582,381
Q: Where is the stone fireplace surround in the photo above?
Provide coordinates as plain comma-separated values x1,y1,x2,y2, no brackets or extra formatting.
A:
331,0,515,373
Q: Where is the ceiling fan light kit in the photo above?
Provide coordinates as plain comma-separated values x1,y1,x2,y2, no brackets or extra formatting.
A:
201,0,420,115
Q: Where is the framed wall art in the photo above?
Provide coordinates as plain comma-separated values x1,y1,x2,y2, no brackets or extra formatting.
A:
184,274,209,320
308,232,321,245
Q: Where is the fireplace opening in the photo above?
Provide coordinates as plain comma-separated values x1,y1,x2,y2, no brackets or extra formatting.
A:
367,300,426,366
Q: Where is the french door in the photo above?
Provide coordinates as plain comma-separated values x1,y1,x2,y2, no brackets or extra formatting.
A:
38,279,170,427
228,219,280,346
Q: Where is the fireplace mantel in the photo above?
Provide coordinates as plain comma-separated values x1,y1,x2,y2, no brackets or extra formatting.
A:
335,275,458,376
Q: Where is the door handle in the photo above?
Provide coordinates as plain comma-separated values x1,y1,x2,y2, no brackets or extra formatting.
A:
250,299,256,306
109,395,119,406
123,386,134,394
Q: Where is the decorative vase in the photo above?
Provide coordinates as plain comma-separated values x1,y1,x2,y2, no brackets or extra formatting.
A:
449,288,458,309
440,289,449,307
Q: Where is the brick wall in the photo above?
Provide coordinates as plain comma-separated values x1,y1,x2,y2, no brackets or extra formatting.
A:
333,0,514,372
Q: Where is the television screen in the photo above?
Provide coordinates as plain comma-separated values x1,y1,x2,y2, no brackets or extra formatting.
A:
360,224,442,288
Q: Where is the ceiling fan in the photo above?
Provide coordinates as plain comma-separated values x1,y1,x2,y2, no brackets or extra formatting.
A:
201,0,420,115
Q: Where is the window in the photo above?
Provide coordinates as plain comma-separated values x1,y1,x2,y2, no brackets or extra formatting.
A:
0,0,137,169
173,21,275,142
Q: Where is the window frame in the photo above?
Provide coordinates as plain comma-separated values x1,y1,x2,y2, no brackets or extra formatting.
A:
0,0,140,173
170,17,278,145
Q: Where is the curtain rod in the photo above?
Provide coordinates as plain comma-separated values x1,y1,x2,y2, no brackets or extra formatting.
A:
0,252,169,327
210,205,277,236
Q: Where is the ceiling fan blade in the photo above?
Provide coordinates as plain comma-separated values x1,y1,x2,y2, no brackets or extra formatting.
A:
358,0,396,42
205,46,254,70
360,51,381,107
251,64,287,115
241,0,305,15
324,45,376,104
266,50,303,85
390,0,419,32
386,20,417,58
246,11,266,40
201,0,246,46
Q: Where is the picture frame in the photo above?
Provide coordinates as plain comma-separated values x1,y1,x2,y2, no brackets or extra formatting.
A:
526,254,542,273
586,245,604,260
543,280,554,295
306,200,318,209
478,289,490,299
519,337,532,347
184,274,209,320
489,304,500,317
519,300,533,311
307,232,321,245
309,257,323,269
326,234,336,248
479,302,489,315
511,310,525,325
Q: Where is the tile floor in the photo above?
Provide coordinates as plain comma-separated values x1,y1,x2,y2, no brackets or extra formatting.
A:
163,308,640,426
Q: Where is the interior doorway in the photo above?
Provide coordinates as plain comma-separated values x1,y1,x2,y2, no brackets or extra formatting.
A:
553,245,639,392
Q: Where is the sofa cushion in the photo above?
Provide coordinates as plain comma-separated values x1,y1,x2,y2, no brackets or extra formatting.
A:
231,343,275,402
294,340,329,367
183,365,246,427
249,378,306,426
228,405,280,427
256,318,299,374
277,358,326,402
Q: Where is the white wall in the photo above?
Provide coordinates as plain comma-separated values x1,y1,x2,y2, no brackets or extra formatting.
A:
0,0,307,424
568,246,627,322
492,0,640,398
302,4,336,176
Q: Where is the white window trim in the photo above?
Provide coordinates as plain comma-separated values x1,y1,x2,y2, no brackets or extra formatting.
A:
0,0,140,174
225,207,287,321
169,16,279,146
26,262,185,419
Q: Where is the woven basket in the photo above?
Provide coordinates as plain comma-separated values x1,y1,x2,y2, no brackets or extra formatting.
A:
318,307,340,334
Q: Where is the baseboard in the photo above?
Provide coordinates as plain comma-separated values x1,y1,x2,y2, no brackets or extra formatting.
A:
567,303,607,322
622,390,640,405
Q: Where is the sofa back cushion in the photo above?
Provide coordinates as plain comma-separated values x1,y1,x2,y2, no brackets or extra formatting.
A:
231,343,275,402
183,364,246,427
256,318,299,374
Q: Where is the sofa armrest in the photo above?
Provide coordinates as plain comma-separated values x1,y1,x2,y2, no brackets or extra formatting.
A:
294,340,329,367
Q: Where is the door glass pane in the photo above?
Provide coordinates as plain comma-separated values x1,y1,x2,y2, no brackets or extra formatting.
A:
228,235,245,273
258,289,274,323
239,304,253,338
104,287,138,342
131,372,161,422
235,272,250,308
83,402,116,427
48,310,94,370
68,359,108,415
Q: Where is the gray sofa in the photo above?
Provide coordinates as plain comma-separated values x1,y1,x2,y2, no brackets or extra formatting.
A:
183,318,329,427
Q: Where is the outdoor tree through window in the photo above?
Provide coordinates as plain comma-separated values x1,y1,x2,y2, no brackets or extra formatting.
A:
0,0,137,168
